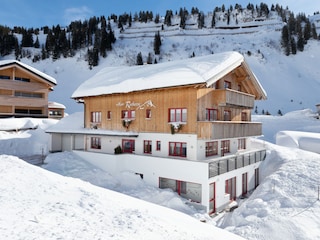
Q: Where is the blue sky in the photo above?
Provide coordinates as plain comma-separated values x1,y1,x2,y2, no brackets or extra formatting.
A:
0,0,319,28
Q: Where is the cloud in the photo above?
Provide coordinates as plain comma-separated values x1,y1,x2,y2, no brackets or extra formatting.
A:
64,6,93,24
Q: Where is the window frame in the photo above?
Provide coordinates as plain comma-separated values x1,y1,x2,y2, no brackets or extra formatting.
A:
221,140,230,156
156,140,161,151
169,142,187,157
205,141,218,157
122,139,135,153
143,140,152,154
168,108,187,123
223,110,231,121
107,111,112,120
90,137,101,149
206,108,218,121
91,111,101,123
146,109,152,119
241,112,247,121
238,138,246,150
224,81,231,89
121,110,136,119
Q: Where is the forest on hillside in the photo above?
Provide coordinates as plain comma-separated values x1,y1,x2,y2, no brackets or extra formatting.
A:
0,2,319,67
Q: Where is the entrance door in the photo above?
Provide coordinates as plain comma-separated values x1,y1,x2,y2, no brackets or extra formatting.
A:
242,172,248,196
122,139,135,153
225,177,236,200
209,182,216,214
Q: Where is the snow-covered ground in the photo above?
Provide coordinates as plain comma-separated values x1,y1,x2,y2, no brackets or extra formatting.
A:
1,109,320,239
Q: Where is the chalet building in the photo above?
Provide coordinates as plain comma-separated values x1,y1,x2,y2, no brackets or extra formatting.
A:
48,101,66,120
47,51,267,214
0,60,56,118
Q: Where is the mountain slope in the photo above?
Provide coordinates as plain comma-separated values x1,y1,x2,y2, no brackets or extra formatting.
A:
3,12,320,115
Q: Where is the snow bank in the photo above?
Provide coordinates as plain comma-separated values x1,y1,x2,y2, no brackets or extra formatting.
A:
276,131,320,154
220,142,320,240
0,155,244,240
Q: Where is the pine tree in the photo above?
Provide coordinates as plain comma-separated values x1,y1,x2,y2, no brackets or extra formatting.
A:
290,36,297,55
34,36,40,48
297,26,304,51
153,31,161,55
281,25,290,55
136,52,143,65
147,52,153,64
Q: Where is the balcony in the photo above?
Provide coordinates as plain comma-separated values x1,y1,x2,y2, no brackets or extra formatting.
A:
197,121,262,139
214,89,255,108
208,149,267,178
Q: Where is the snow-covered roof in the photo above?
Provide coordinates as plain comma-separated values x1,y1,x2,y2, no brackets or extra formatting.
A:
0,60,57,85
48,101,66,109
72,51,252,98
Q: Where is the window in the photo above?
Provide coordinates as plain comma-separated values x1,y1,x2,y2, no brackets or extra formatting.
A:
156,141,161,151
237,84,241,91
14,77,30,82
169,142,187,157
159,178,201,203
91,111,101,123
238,138,246,150
146,109,151,119
107,111,112,120
15,108,42,115
205,141,218,157
169,108,187,122
14,91,43,98
221,140,230,156
224,81,231,89
225,177,236,200
144,140,152,154
223,110,231,121
206,108,218,121
0,75,10,80
122,110,135,119
241,112,247,121
122,139,135,153
91,137,101,149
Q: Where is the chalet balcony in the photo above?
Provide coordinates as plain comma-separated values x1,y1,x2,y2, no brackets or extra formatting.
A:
0,95,46,107
214,89,255,108
197,121,262,139
208,149,267,178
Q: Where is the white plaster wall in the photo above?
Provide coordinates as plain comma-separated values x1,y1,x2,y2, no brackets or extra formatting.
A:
73,150,262,213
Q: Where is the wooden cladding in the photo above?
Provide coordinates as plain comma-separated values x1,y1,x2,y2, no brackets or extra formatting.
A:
197,121,262,139
84,86,198,134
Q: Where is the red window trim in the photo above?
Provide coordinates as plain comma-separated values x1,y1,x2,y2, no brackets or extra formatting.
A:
91,111,101,123
122,139,135,153
206,108,218,121
121,110,135,119
169,142,187,157
91,137,101,149
143,140,152,154
168,108,187,122
156,140,161,151
205,141,218,157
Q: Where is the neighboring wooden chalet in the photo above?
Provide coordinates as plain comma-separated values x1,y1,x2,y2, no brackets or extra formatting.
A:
0,60,56,118
48,101,66,119
47,51,267,214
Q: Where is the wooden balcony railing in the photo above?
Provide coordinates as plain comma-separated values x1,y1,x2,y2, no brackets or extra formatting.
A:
214,89,255,108
197,121,262,139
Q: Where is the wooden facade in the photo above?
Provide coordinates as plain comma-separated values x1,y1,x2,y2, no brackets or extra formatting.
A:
81,63,265,139
0,60,56,118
